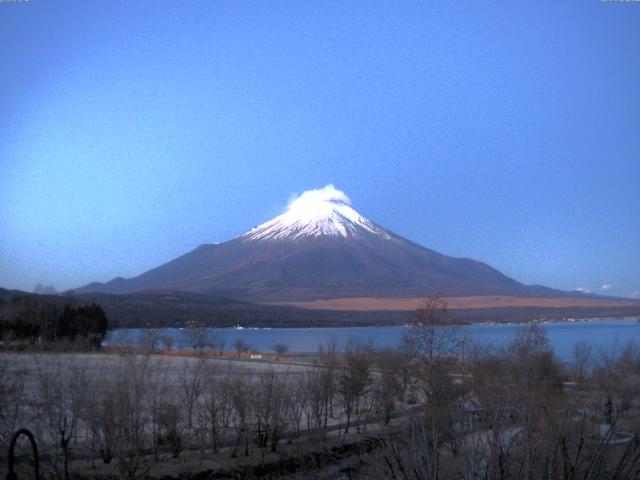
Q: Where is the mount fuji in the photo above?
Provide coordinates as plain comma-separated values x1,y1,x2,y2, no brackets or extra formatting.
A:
77,185,570,303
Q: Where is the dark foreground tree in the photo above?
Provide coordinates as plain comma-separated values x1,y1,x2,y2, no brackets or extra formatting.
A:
0,296,108,348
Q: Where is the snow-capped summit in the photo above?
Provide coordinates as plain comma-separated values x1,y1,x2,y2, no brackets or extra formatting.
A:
76,185,565,303
242,184,391,241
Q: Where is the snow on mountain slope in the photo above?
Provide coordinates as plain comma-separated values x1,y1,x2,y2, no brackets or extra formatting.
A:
242,184,391,241
75,184,574,302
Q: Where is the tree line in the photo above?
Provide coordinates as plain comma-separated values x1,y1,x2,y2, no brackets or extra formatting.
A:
0,295,109,348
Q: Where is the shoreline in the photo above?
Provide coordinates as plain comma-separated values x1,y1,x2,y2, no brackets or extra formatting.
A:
111,313,640,331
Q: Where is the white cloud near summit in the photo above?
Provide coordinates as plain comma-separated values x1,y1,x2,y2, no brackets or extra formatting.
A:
600,284,613,292
287,184,351,211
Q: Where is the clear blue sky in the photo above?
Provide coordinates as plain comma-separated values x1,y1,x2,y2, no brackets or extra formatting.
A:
1,1,639,297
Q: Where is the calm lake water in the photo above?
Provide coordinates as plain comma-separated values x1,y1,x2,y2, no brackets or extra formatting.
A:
105,318,640,362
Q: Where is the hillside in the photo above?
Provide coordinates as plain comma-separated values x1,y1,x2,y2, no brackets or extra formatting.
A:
76,185,578,303
2,288,639,329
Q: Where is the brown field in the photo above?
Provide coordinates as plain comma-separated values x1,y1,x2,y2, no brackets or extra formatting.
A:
271,295,640,311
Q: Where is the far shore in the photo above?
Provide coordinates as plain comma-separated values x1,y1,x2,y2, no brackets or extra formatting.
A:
112,314,640,331
270,294,640,311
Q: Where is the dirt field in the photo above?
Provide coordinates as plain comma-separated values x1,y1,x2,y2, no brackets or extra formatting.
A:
273,295,640,311
2,351,314,396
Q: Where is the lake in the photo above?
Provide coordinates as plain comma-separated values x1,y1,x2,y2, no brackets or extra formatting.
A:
105,318,640,362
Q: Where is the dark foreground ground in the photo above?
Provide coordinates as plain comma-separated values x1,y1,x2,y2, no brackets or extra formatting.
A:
5,329,640,480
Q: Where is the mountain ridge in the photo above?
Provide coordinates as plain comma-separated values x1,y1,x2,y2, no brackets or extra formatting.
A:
75,185,595,302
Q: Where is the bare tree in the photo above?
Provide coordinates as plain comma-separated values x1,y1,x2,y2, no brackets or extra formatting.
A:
139,329,161,353
305,368,327,431
572,339,592,381
273,342,289,360
83,378,119,466
0,357,24,457
228,368,251,457
182,327,208,353
338,337,374,433
403,297,458,365
234,339,250,357
202,362,230,453
145,357,170,460
403,297,460,407
508,323,563,416
179,359,205,437
160,334,174,351
289,373,308,435
381,347,413,404
373,350,403,425
34,355,90,480
315,338,339,430
251,369,290,452
207,331,227,356
110,354,153,480
592,340,640,420
155,401,182,458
